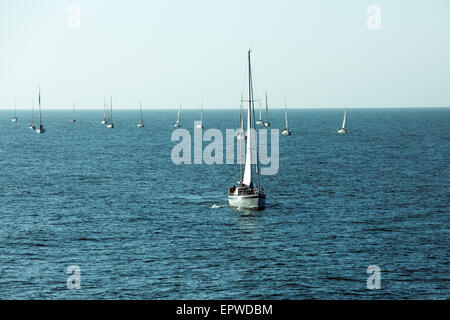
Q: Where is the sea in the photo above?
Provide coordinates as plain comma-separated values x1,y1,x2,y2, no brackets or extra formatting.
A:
0,108,448,299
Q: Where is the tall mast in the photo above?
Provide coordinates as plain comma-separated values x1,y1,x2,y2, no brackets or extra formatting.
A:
38,86,42,126
177,105,181,122
140,101,143,122
265,91,269,122
242,50,261,188
200,99,203,123
110,96,113,122
31,99,34,123
72,100,75,119
284,97,289,129
239,92,244,181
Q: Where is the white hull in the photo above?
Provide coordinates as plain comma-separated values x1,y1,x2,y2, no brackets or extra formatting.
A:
281,129,291,136
338,128,347,134
256,120,263,125
228,194,265,210
12,117,17,122
29,124,35,129
173,122,180,127
101,120,106,124
195,123,203,129
137,123,144,128
107,123,114,128
71,119,76,122
36,128,45,134
263,122,270,127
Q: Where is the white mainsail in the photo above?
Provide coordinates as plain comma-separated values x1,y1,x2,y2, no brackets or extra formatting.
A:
342,108,347,129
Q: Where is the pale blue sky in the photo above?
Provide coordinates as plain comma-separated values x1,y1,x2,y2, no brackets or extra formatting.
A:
0,0,449,109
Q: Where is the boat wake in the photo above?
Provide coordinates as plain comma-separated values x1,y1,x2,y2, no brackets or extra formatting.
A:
211,204,226,209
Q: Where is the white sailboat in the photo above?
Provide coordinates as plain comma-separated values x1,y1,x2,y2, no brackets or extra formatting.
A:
173,104,181,127
35,87,45,134
29,100,36,129
71,100,76,122
256,99,263,125
107,96,114,128
228,50,266,210
263,91,270,127
236,93,245,140
12,100,17,122
281,97,291,136
195,100,204,129
101,96,107,124
338,107,347,134
137,101,144,128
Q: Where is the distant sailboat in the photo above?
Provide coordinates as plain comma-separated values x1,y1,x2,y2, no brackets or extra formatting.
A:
195,100,204,129
35,87,45,134
281,97,291,136
29,100,36,129
12,100,17,122
173,105,181,127
71,100,76,122
237,93,245,140
228,50,265,210
101,96,107,124
256,99,263,125
263,91,270,127
137,101,144,128
107,96,114,128
338,107,347,134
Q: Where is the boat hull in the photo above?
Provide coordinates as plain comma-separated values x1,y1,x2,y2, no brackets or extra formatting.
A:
338,128,347,134
228,194,265,210
281,129,291,136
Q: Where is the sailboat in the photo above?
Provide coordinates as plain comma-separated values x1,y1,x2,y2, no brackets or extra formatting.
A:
281,97,291,136
173,105,181,127
101,96,107,124
107,96,114,128
70,100,76,122
256,99,263,125
338,107,347,134
228,50,266,210
35,87,45,134
29,100,36,129
263,91,270,127
12,100,18,122
195,100,204,129
137,101,144,128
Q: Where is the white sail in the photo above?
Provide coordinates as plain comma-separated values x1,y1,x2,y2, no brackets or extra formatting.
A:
177,105,181,122
284,97,289,129
342,108,347,129
242,51,255,187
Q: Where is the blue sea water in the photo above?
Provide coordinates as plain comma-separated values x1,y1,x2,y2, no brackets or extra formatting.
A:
0,108,448,299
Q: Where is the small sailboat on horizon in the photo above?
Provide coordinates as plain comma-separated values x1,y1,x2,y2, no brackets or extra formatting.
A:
263,91,270,127
107,96,114,128
338,107,348,134
101,96,107,124
29,100,36,129
228,50,266,210
70,100,76,122
256,99,263,125
173,105,181,127
281,97,291,136
12,100,18,122
137,101,144,128
195,100,204,129
36,87,45,134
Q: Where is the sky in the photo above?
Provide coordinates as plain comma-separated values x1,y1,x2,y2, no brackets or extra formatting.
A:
0,0,449,109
